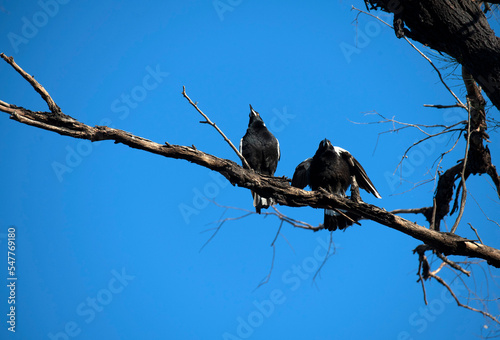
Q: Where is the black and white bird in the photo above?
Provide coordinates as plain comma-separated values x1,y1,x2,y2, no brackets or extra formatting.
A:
240,105,280,213
292,139,381,230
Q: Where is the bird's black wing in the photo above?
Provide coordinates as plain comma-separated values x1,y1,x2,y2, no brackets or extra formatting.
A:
340,151,381,198
239,137,251,169
262,135,280,175
291,158,312,189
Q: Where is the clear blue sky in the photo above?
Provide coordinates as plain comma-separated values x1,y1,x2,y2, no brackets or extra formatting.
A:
1,1,499,339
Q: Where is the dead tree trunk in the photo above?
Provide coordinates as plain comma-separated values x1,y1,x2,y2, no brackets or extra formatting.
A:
365,0,500,110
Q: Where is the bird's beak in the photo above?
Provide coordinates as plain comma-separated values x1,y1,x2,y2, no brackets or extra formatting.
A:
249,104,259,117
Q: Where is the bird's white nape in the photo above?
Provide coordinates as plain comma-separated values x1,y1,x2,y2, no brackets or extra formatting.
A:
333,146,348,156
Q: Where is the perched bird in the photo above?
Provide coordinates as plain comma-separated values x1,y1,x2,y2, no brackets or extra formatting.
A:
292,139,381,230
240,104,280,213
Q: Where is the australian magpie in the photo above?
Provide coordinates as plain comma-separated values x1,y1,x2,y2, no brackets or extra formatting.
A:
292,139,381,230
240,105,280,213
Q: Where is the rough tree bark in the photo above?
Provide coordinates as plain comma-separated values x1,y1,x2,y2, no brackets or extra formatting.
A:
1,53,500,269
365,0,500,110
360,1,500,231
421,66,500,231
3,1,500,326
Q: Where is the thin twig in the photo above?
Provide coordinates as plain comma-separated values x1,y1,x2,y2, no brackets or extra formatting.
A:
431,131,463,184
423,104,462,109
207,200,323,231
352,5,392,29
451,102,472,233
469,223,484,244
402,37,467,109
351,112,464,135
0,103,16,114
469,192,500,229
389,178,436,197
417,260,429,305
0,100,18,114
0,99,12,107
279,233,295,254
271,220,284,247
312,232,335,282
269,205,323,231
429,272,500,325
182,86,251,169
431,198,437,231
200,209,253,252
393,127,463,176
2,55,500,270
430,261,447,276
351,111,465,179
0,53,61,113
390,207,429,215
435,252,471,276
332,207,361,226
255,219,286,289
255,245,276,290
351,7,467,109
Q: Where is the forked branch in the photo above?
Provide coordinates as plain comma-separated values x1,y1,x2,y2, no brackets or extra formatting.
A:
1,54,500,269
428,271,499,325
182,86,251,169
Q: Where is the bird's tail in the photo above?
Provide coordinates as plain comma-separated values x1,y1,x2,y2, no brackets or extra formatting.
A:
252,191,274,214
323,209,356,231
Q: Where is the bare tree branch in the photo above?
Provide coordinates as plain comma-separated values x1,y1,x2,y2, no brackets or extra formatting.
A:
451,102,472,233
422,66,499,232
0,53,62,114
351,112,465,187
255,244,276,290
414,245,431,304
363,0,500,111
418,262,429,305
429,271,500,325
351,9,499,234
391,207,432,216
208,201,322,232
430,198,437,231
312,232,335,283
423,104,463,109
469,193,500,229
2,54,500,268
435,252,471,276
352,7,467,109
182,86,251,170
431,261,448,277
469,223,484,245
199,207,252,252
